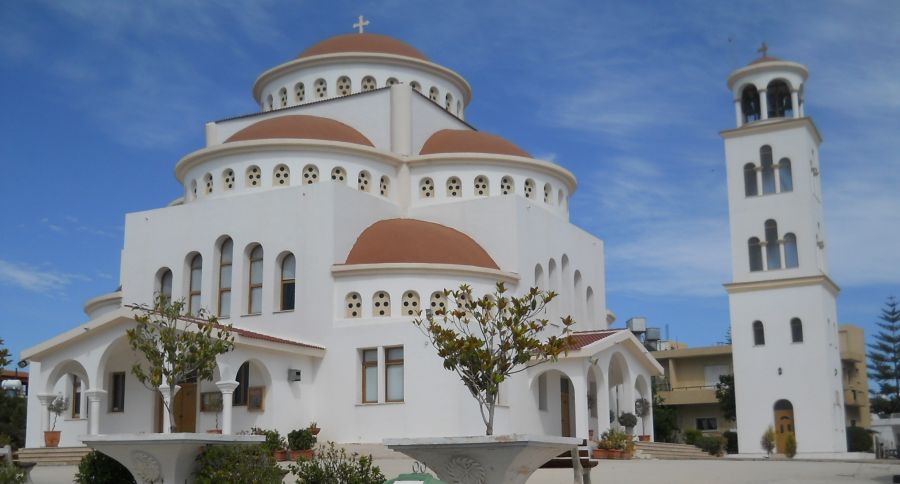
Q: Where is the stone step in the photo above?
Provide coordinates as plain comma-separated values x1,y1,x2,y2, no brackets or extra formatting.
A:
16,446,91,465
634,442,719,460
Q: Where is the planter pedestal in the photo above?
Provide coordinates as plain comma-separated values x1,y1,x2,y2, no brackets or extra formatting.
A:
81,433,264,483
384,434,581,484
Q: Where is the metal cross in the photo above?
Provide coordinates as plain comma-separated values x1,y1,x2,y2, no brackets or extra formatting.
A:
353,15,369,34
757,41,768,58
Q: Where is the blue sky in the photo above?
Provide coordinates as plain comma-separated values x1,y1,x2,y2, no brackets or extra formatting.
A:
1,1,898,366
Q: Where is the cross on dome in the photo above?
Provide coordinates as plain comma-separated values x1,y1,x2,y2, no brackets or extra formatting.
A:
757,41,768,58
353,15,369,34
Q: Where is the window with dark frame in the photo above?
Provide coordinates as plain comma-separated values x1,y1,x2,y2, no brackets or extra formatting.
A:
385,347,404,402
753,321,765,346
110,372,125,412
233,361,250,406
72,375,82,418
696,417,717,431
247,245,263,314
791,318,804,343
280,254,296,311
362,349,378,403
188,254,202,315
218,239,233,318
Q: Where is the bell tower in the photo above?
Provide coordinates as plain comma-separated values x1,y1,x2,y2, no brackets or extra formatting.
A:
721,49,847,457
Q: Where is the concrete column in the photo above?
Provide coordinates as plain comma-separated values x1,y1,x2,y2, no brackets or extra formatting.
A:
572,378,589,440
596,370,611,436
790,91,800,118
759,90,769,120
798,98,805,117
85,389,107,435
734,99,743,127
36,394,57,435
756,168,763,197
760,241,769,271
157,384,181,434
216,380,239,434
773,161,781,192
389,84,412,155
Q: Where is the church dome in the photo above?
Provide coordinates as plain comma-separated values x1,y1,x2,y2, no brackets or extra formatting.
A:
298,33,429,61
225,115,374,146
419,129,531,158
345,219,499,269
748,55,782,65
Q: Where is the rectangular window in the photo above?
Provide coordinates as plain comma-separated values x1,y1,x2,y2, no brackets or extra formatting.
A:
385,347,404,402
72,375,82,418
362,349,378,403
538,374,547,411
109,372,125,412
233,362,250,406
696,417,717,431
703,365,730,387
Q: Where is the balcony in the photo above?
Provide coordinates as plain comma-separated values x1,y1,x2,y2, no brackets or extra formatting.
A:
841,348,866,363
656,382,719,406
844,389,867,408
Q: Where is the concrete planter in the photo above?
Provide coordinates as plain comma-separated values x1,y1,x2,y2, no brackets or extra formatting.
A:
384,434,581,484
43,431,61,448
81,433,264,483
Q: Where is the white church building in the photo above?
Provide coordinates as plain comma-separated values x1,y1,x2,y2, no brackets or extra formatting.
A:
21,30,663,449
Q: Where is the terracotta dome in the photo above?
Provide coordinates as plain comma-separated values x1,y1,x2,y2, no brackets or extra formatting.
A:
298,33,428,61
420,129,531,158
345,219,499,269
226,115,374,146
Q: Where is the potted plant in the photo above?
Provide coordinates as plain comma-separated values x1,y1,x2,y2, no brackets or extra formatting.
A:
608,429,629,459
618,412,638,436
307,421,320,436
592,437,612,459
288,428,317,460
634,397,651,441
44,396,69,448
760,426,775,457
253,427,287,461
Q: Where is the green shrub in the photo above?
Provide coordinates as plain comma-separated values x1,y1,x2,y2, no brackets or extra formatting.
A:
723,430,738,454
760,426,775,455
684,428,702,446
250,427,286,454
0,392,26,449
696,435,726,456
617,412,638,430
846,426,873,452
288,428,317,451
194,444,286,484
785,433,797,458
599,429,629,451
0,462,25,484
290,441,384,484
75,450,136,484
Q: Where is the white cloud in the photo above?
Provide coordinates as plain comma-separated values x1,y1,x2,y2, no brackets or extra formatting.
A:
0,260,89,293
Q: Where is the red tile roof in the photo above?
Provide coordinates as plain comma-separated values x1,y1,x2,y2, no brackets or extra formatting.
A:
567,329,622,350
231,326,325,350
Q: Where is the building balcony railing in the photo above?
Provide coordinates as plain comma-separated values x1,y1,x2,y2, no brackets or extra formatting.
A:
656,383,719,406
844,389,868,408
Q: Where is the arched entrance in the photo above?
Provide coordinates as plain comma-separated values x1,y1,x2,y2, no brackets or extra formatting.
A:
774,399,795,454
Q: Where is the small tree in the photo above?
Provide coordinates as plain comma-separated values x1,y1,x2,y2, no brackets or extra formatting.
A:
413,283,574,435
127,297,234,433
48,396,69,432
634,397,650,436
651,394,678,443
868,296,900,416
715,374,737,422
760,426,775,455
784,433,797,458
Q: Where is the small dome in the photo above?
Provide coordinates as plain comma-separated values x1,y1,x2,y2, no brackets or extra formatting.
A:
345,219,499,269
420,129,531,158
226,115,374,146
298,33,429,61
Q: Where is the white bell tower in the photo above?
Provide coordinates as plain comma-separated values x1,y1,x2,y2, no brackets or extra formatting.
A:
721,50,847,457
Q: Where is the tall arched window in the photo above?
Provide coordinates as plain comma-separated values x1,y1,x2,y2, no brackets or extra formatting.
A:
586,286,595,322
534,264,544,288
765,219,781,269
783,233,798,268
337,76,352,96
790,318,803,343
266,94,273,111
760,146,775,194
767,80,792,118
779,158,793,192
157,268,173,303
247,245,263,314
218,239,233,318
748,237,763,272
753,321,765,346
280,253,295,311
744,163,758,196
188,254,202,315
741,85,761,123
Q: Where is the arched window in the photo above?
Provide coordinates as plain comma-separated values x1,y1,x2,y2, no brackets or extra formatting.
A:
294,82,305,102
419,177,434,198
379,176,390,196
741,85,760,123
558,189,565,207
246,166,261,187
233,361,250,406
410,81,421,92
266,94,273,111
373,291,391,317
274,164,290,186
188,254,202,315
429,86,439,102
361,76,377,91
223,169,235,191
401,290,420,316
218,238,233,318
586,286,595,322
783,233,798,268
345,292,362,318
157,268,173,303
457,100,462,117
446,177,462,197
760,146,775,194
791,318,803,343
190,179,198,199
744,163,758,196
247,245,263,314
753,321,765,346
765,219,781,269
500,176,514,195
534,264,545,288
767,80,792,118
314,78,327,99
779,158,793,192
445,93,454,111
302,164,318,185
280,253,295,311
278,87,287,107
748,237,763,272
357,170,371,191
543,183,552,203
429,291,447,314
524,179,536,199
386,77,399,86
331,166,346,183
474,175,489,196
203,173,213,195
337,76,352,96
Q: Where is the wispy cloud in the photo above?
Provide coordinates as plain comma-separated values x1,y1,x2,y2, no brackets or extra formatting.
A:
0,260,89,293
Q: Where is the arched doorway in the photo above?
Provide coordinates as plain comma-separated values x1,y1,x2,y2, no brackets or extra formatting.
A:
774,399,795,454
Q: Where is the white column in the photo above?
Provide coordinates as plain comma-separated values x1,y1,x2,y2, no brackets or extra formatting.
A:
790,91,800,118
157,384,181,434
596,371,611,436
216,380,239,435
572,378,589,440
85,389,107,435
734,99,743,127
760,241,769,271
36,394,56,435
759,90,769,120
773,161,781,192
798,97,805,117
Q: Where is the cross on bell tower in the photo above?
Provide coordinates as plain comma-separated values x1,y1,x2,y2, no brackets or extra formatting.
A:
353,15,369,34
757,41,768,58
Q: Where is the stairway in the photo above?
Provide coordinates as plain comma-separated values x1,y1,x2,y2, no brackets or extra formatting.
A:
15,446,91,466
634,441,719,460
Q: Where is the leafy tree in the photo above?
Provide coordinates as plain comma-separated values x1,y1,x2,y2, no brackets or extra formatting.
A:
75,450,136,484
413,282,574,435
868,296,900,416
0,338,11,368
760,426,775,455
0,338,26,449
715,374,736,422
651,392,678,443
127,297,234,433
290,442,384,484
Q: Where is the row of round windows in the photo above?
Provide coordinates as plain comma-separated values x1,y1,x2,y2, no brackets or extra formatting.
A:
264,76,462,116
189,164,391,199
419,175,565,206
344,290,465,318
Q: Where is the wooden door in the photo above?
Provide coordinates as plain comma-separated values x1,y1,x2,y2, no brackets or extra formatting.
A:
560,378,572,437
155,384,198,433
774,408,794,454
